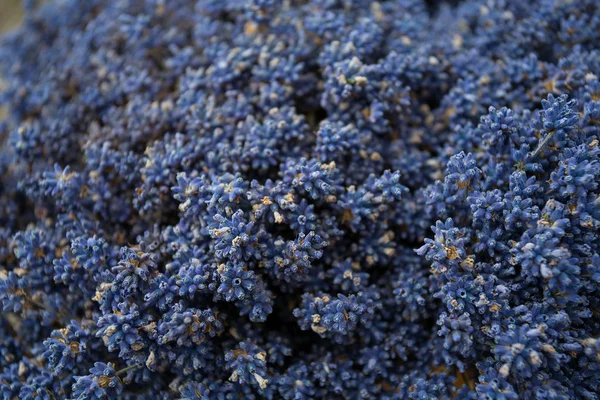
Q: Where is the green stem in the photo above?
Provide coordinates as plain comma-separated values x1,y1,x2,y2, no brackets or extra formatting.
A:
116,364,141,376
529,130,556,159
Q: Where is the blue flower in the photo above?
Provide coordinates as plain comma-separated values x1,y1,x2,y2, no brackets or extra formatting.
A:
217,264,256,301
225,341,269,390
42,320,91,374
158,306,224,347
72,362,123,400
210,210,263,262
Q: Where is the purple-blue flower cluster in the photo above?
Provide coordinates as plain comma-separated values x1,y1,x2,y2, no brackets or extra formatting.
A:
1,0,600,398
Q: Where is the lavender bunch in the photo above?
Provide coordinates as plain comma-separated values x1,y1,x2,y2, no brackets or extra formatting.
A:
1,0,600,398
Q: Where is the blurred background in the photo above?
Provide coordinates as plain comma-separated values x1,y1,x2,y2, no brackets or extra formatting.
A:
0,0,24,35
1,0,23,120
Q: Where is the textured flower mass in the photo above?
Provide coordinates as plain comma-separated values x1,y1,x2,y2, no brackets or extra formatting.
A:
0,0,599,399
